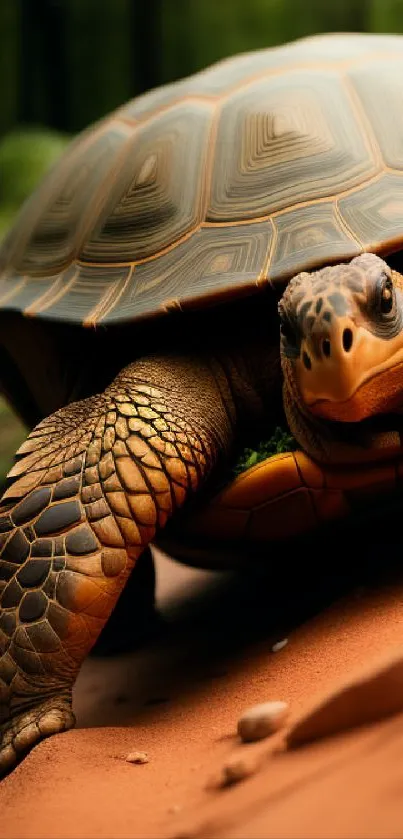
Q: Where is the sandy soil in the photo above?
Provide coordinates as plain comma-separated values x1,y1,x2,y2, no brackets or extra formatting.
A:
2,545,403,839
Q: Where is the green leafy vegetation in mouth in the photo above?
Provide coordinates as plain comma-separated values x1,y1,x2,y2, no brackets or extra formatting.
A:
231,426,297,477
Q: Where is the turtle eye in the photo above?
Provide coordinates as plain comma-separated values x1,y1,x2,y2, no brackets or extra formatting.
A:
379,275,394,315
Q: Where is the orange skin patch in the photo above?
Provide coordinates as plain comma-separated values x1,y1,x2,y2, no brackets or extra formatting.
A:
310,357,403,422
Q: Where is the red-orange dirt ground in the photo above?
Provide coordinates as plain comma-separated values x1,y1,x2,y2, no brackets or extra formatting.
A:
2,543,403,839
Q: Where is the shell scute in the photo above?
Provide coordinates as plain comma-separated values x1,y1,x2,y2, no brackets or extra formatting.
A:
81,101,214,265
208,70,377,223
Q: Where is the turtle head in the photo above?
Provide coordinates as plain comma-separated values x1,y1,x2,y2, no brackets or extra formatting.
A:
279,253,403,463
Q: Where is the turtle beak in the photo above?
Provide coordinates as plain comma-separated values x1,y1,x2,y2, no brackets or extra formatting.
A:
296,316,403,422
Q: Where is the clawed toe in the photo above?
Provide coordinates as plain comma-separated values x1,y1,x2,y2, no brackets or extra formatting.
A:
0,697,75,779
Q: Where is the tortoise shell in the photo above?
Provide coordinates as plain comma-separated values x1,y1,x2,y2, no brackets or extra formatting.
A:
1,32,403,326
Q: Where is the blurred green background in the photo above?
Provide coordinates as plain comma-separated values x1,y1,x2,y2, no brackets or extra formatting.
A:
1,0,403,484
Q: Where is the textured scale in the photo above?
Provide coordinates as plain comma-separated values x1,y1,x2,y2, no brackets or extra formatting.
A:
0,386,211,660
0,357,233,772
1,33,403,326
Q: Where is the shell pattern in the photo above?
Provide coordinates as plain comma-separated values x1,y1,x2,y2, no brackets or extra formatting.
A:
0,32,403,328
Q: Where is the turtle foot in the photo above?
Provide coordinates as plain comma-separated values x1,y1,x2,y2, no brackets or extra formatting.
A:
0,695,75,779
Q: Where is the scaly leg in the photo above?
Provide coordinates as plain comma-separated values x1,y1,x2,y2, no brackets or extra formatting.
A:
0,354,235,776
90,546,160,656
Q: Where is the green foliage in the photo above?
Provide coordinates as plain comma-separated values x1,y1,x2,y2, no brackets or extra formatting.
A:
232,426,297,477
368,0,403,32
0,128,70,239
0,207,17,241
0,128,70,208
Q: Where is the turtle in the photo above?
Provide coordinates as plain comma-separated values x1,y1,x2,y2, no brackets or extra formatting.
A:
2,30,403,777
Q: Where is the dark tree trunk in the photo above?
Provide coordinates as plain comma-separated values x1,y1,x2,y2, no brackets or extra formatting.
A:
19,0,38,125
130,0,163,96
41,0,69,131
19,0,68,131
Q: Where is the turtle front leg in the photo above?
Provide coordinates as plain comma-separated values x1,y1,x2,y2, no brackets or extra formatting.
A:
0,354,235,777
90,546,160,656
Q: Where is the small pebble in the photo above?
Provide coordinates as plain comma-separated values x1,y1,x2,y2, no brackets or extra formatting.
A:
272,638,288,652
237,700,289,742
125,750,149,764
222,756,255,785
207,747,267,789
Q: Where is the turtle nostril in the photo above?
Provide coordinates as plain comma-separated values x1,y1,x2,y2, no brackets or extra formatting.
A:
303,351,311,370
343,327,353,353
322,338,331,358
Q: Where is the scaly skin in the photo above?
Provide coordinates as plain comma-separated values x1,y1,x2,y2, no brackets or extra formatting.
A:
0,354,236,777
